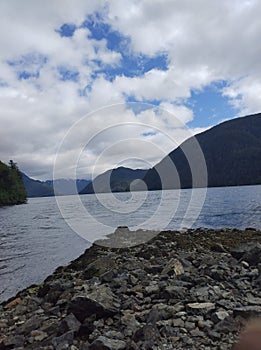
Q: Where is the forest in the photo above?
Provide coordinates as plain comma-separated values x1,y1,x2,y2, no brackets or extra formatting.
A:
0,160,27,206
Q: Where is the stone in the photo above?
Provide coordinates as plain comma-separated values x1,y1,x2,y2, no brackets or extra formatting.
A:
17,315,44,334
162,258,184,276
133,324,160,343
233,306,261,318
90,336,127,350
212,310,230,323
145,285,160,295
68,286,119,322
173,318,185,327
2,335,25,348
61,313,81,333
52,331,74,350
187,302,215,310
83,256,117,279
3,297,24,309
241,243,261,266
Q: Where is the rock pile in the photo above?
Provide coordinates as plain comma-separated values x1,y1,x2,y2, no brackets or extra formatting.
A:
0,228,260,349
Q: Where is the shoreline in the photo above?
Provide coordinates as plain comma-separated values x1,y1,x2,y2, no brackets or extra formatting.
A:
0,227,260,349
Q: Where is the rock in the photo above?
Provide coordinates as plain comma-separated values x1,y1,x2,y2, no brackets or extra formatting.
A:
187,302,216,310
133,324,160,343
3,297,23,309
52,330,74,350
30,330,48,341
17,315,44,334
68,285,119,322
233,306,261,318
173,318,185,327
162,258,184,276
241,243,261,266
89,336,127,350
230,242,260,261
144,285,160,295
61,313,81,333
212,310,230,323
190,328,205,337
2,335,25,348
83,256,117,279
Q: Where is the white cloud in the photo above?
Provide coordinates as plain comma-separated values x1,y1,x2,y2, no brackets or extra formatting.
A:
0,0,260,179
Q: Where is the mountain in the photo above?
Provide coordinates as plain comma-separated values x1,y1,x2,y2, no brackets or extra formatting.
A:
0,161,27,206
22,173,55,198
80,167,147,194
141,113,261,190
45,179,91,195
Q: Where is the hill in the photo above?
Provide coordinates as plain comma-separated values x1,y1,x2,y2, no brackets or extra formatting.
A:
0,161,27,206
80,167,147,194
45,179,91,195
21,173,55,198
142,113,261,190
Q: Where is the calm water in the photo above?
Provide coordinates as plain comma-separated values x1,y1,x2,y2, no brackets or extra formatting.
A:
0,185,260,302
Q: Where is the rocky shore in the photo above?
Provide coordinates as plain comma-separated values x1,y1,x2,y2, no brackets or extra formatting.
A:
0,227,260,350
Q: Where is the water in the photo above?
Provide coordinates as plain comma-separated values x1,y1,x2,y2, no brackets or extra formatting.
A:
0,185,260,302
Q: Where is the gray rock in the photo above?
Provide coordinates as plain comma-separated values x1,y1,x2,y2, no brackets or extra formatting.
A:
68,286,119,322
52,330,74,350
91,336,127,350
61,313,81,333
233,305,261,318
212,310,230,323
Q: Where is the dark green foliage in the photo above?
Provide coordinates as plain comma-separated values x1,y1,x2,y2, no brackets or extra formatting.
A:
0,161,27,206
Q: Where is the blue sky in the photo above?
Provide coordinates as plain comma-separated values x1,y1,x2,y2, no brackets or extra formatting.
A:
0,1,260,178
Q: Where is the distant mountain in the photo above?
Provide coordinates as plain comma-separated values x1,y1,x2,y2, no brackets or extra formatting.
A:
22,173,55,198
0,161,27,206
141,113,261,190
80,167,147,194
45,179,91,195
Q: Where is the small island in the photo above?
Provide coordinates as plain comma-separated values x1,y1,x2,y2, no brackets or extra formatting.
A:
0,228,260,349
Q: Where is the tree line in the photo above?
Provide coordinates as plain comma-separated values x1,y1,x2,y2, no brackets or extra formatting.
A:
0,160,27,206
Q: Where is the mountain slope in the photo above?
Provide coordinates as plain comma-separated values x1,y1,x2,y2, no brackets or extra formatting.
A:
80,167,147,194
45,179,91,195
142,113,261,190
0,161,27,206
22,173,55,198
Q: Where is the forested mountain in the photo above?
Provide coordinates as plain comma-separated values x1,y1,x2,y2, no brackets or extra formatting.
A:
80,167,147,194
142,113,261,190
0,161,27,206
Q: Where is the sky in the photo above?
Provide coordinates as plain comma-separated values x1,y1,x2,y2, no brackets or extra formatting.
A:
0,0,261,180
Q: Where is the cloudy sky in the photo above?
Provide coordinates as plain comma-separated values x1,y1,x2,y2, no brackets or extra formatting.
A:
1,0,261,180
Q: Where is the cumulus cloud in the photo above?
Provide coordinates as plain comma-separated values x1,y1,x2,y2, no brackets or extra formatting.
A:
0,0,260,179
